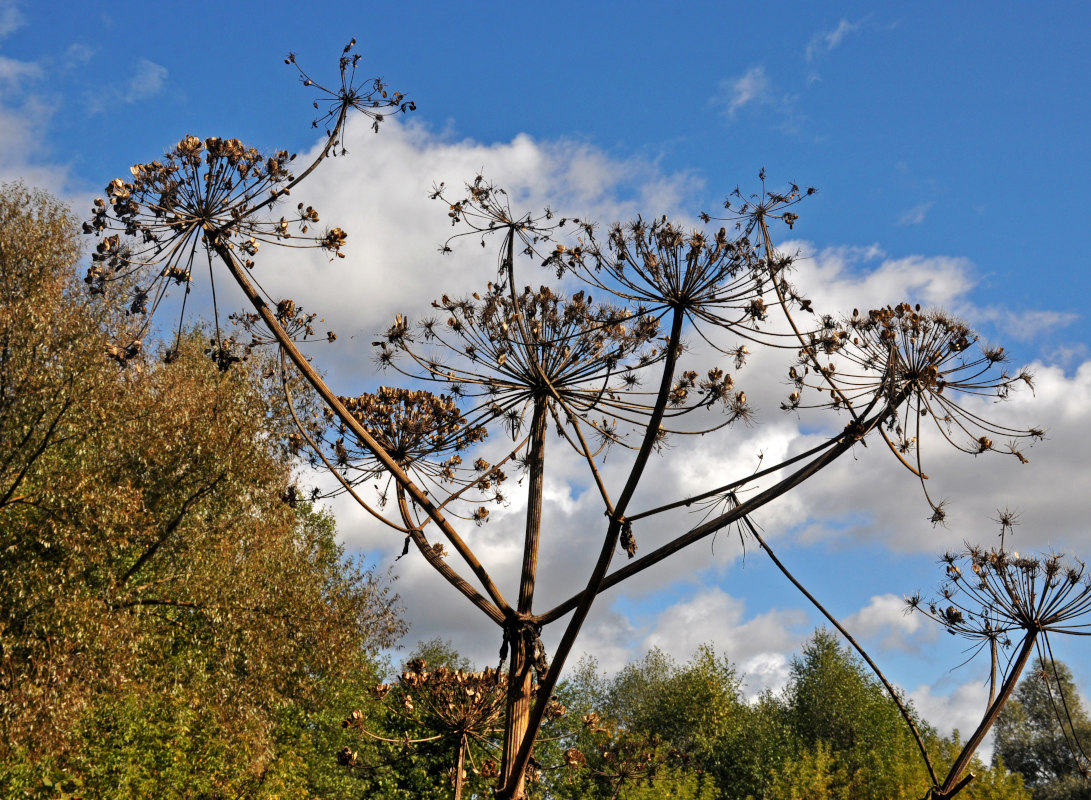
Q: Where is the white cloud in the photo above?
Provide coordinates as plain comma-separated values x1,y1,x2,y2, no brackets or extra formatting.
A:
1043,342,1089,369
970,307,1078,341
123,58,167,102
898,201,934,226
719,66,773,118
909,679,995,758
0,54,41,84
250,120,702,360
0,94,68,191
642,588,808,667
843,593,935,653
0,0,24,39
607,587,811,699
0,44,70,194
711,66,802,132
806,19,863,61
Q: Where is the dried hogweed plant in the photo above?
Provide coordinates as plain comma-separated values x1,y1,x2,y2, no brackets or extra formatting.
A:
341,658,513,800
87,44,1044,799
84,39,412,367
902,516,1091,798
560,711,684,799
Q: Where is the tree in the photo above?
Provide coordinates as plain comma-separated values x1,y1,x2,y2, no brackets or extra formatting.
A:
995,658,1091,799
0,184,404,798
544,648,735,800
83,43,1052,799
780,629,935,800
550,634,1028,800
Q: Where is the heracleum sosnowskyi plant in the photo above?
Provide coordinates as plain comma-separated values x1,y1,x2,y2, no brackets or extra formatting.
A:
902,514,1091,799
85,41,1043,799
340,659,511,800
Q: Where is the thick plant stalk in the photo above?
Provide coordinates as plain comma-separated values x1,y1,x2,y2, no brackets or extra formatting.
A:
933,632,1038,799
454,733,466,800
213,239,513,618
499,397,548,796
497,308,687,798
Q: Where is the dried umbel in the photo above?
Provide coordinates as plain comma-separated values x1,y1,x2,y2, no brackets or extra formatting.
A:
904,537,1091,799
431,175,569,262
345,659,511,796
86,136,312,286
323,387,498,501
377,284,657,433
382,659,508,736
287,37,415,148
560,215,777,345
376,279,753,453
564,716,678,794
784,302,1039,520
85,41,412,366
910,547,1091,646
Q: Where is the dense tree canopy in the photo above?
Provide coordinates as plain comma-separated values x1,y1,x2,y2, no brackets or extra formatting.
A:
995,658,1091,800
542,631,1029,800
0,184,404,798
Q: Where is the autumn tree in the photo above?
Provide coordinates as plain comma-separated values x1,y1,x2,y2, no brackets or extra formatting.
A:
81,42,1061,799
0,184,404,798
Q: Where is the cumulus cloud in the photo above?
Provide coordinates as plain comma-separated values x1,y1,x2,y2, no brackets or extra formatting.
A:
249,119,701,376
203,116,1091,702
909,679,994,757
0,93,67,190
843,593,936,653
643,589,807,661
641,588,810,698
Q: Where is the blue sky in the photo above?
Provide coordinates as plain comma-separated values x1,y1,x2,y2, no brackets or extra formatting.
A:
5,0,1091,746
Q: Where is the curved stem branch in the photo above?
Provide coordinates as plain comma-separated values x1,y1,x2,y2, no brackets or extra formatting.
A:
215,240,513,618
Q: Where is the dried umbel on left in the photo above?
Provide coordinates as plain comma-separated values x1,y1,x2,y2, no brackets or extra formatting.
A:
84,40,412,367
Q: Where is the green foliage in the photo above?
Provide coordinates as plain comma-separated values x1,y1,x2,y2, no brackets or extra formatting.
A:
408,636,475,672
782,628,928,799
542,631,1030,800
994,658,1091,799
615,764,719,800
608,645,744,758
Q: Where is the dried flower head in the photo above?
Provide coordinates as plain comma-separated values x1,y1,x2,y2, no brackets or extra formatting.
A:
85,43,412,366
349,660,507,750
287,37,415,148
320,387,495,506
912,545,1091,652
431,175,567,264
785,302,1039,517
571,214,779,347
